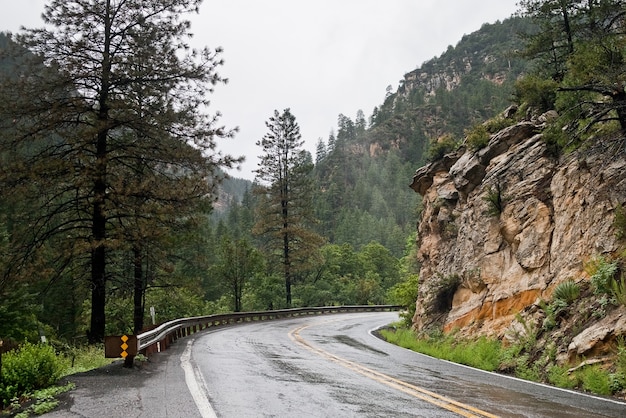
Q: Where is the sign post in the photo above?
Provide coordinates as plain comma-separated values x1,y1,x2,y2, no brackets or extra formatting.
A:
104,335,137,367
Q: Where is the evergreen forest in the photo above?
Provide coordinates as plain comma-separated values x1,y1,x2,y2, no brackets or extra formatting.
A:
4,0,625,354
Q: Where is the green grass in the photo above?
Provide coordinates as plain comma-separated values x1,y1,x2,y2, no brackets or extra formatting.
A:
380,325,623,398
380,327,501,371
58,344,116,377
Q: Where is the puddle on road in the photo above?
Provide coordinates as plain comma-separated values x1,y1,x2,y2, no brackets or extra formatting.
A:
333,335,389,356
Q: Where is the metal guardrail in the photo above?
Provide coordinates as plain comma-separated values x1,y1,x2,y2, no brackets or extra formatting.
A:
135,305,402,355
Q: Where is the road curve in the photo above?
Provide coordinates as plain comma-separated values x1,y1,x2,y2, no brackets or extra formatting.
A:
191,312,626,417
43,311,626,417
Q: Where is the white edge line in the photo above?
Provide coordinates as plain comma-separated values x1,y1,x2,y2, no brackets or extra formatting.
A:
367,323,626,407
181,339,218,418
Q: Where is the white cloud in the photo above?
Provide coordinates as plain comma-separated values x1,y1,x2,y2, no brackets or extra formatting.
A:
0,0,520,179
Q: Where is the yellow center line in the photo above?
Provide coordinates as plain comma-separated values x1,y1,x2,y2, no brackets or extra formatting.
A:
288,324,500,418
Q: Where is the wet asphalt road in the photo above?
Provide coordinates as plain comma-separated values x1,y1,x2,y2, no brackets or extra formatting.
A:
45,312,626,417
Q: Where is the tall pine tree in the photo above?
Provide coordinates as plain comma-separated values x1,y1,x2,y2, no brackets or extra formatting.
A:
253,109,324,307
0,0,238,342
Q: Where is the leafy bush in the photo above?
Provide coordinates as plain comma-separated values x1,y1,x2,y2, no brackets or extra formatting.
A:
513,74,558,114
576,365,612,396
588,256,618,295
0,342,63,406
465,123,490,150
387,274,419,327
587,256,626,306
540,298,568,331
426,135,458,162
514,354,541,382
547,365,576,389
484,115,513,135
552,280,580,304
464,114,512,152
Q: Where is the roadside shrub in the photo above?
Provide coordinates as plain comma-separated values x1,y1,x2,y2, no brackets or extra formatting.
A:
387,273,419,327
547,365,577,389
611,335,626,390
514,354,541,382
577,365,612,396
0,342,63,406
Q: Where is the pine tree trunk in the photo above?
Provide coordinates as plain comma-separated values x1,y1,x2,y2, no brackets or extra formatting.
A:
133,246,145,334
89,3,112,344
284,232,292,307
89,132,108,344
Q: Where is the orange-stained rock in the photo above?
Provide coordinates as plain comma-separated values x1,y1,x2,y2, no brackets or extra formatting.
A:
444,289,542,332
411,112,626,353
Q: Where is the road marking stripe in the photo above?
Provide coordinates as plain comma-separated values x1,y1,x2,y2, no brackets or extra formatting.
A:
289,324,499,418
181,339,218,418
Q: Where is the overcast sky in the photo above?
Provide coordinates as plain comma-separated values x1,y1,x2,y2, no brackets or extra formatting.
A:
1,0,520,180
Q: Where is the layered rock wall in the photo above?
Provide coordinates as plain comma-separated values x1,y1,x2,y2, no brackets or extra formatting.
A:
410,116,626,342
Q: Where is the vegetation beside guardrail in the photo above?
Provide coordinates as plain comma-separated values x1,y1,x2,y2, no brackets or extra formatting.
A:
135,305,402,356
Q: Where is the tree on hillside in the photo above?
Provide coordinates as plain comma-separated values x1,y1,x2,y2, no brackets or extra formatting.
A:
518,0,576,79
519,0,626,141
211,236,263,312
253,108,324,307
0,0,238,343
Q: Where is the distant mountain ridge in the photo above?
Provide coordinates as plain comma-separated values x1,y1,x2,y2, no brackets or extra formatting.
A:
364,16,533,164
223,15,532,185
218,16,535,252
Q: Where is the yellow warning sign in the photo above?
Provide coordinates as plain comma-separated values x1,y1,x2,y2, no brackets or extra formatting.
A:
104,335,137,358
120,335,129,358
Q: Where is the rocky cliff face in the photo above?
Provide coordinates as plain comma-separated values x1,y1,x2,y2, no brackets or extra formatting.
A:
410,110,626,360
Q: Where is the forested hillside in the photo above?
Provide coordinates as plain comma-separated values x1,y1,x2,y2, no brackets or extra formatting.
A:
0,12,531,346
197,16,536,315
221,16,532,256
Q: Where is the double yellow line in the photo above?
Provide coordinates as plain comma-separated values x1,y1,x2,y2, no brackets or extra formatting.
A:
289,324,499,418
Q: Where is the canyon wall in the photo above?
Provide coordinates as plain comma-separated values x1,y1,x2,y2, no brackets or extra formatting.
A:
410,111,626,359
